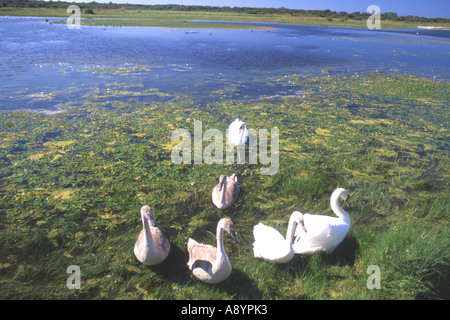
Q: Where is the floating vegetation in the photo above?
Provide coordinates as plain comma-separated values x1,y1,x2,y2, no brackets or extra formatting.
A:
77,64,157,76
0,73,448,299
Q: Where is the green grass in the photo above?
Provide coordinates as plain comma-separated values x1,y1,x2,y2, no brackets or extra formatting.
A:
65,18,266,29
2,7,450,29
0,73,449,300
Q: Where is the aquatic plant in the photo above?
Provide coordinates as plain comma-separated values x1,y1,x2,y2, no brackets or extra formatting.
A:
0,73,448,299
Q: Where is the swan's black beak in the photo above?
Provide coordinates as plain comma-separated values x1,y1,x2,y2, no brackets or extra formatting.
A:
231,228,239,244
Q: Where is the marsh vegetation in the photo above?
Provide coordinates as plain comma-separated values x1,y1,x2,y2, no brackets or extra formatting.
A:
0,73,448,299
0,4,448,300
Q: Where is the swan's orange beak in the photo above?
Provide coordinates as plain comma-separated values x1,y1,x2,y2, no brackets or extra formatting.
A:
345,196,350,207
300,219,307,233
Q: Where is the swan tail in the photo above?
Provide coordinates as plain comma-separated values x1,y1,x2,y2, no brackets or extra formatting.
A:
252,239,262,258
187,238,199,269
252,247,261,258
252,223,266,258
187,238,197,250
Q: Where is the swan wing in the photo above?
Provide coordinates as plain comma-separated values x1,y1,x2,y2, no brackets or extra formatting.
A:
225,179,239,204
253,223,285,243
134,229,147,262
212,178,239,209
134,227,170,265
293,214,350,254
188,240,232,284
151,226,170,257
187,240,216,271
253,223,293,263
211,184,222,208
228,119,248,146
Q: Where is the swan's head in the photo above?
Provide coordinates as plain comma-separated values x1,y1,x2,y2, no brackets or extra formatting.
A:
141,205,157,227
290,211,303,223
228,118,249,146
344,194,350,206
238,122,246,134
291,211,307,233
238,122,249,144
334,188,350,206
219,218,239,243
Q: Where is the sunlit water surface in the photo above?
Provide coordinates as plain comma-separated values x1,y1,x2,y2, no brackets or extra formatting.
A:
0,16,449,112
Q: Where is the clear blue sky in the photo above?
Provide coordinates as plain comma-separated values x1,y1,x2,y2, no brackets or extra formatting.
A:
66,0,450,18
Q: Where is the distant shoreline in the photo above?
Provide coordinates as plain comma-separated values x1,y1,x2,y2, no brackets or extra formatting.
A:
1,7,450,30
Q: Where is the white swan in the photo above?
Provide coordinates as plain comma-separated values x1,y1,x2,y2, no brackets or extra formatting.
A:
252,211,306,263
228,118,249,146
187,218,239,284
293,188,351,255
211,174,240,209
134,205,170,266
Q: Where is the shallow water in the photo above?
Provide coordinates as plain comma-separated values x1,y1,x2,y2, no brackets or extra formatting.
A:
0,16,449,112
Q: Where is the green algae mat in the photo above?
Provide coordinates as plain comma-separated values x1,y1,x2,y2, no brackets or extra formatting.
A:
0,73,448,299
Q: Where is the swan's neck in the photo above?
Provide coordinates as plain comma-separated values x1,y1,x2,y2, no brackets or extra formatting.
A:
331,194,350,223
142,215,154,246
285,216,297,244
219,180,227,206
214,224,227,272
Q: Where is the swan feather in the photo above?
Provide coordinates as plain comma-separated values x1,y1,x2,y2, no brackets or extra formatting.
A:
293,188,351,255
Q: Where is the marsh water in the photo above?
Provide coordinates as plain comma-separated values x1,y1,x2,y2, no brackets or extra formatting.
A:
0,16,449,112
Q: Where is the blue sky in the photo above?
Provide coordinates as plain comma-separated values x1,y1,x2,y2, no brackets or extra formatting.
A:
68,0,450,18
